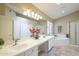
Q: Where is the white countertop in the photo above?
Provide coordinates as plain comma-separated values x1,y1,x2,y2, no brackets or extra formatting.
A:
0,36,54,56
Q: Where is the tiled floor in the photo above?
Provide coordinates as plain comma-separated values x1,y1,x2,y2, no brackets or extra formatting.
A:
40,47,55,56
40,45,79,56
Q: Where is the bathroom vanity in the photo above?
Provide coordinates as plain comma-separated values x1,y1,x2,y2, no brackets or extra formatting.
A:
0,36,54,56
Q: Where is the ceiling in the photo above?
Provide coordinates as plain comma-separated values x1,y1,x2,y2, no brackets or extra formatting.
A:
33,3,79,19
6,3,52,21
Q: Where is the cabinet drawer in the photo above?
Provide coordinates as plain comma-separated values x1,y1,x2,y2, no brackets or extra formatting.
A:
25,48,33,56
29,47,38,56
16,47,38,56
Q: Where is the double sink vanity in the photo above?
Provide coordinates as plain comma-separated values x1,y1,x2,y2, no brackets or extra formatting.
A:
0,35,69,56
0,35,54,56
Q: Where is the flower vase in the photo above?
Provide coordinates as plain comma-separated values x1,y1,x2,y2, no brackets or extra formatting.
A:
31,33,35,37
35,33,39,39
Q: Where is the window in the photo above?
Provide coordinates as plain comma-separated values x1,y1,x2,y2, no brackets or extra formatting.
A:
47,21,53,35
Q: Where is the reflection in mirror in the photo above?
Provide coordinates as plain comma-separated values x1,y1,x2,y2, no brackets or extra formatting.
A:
58,25,62,33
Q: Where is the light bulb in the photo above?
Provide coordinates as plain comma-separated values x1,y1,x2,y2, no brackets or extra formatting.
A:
40,16,43,19
31,11,34,16
36,17,39,20
23,11,27,15
26,9,30,13
28,13,31,17
26,9,31,17
31,11,35,18
35,13,38,17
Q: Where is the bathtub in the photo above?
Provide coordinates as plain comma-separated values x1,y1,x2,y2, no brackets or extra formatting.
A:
52,36,69,46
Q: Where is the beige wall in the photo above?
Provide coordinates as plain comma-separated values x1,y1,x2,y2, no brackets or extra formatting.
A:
0,5,16,46
53,11,79,35
0,15,14,47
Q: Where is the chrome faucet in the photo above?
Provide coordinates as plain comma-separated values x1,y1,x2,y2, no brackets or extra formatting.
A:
13,39,20,46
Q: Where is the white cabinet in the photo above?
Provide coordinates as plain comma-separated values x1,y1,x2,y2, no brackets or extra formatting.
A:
16,52,25,56
38,37,54,55
38,37,54,53
38,41,48,55
29,47,38,56
16,46,38,56
48,37,54,51
24,48,33,56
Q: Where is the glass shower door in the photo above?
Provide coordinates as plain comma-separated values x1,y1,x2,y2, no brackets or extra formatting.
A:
69,21,76,45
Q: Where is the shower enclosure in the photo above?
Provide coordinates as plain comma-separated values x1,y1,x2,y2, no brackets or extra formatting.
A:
69,20,79,45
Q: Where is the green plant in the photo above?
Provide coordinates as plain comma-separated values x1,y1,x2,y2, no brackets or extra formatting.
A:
0,38,4,46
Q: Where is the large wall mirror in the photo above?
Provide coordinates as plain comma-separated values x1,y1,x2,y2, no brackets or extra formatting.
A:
58,25,62,33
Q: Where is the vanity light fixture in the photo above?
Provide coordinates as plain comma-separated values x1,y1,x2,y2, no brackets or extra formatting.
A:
31,11,35,18
31,11,34,16
35,13,39,20
26,9,31,17
26,9,31,13
35,13,38,17
27,13,31,17
23,9,43,20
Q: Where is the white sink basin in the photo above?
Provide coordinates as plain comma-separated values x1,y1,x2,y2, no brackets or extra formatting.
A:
9,44,27,51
